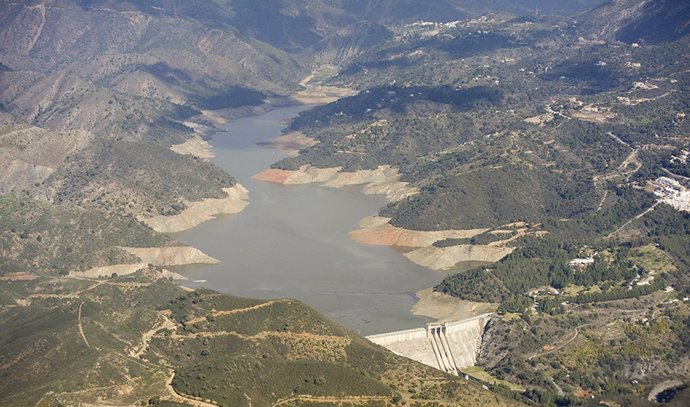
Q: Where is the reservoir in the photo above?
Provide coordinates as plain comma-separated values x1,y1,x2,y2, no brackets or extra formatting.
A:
172,105,451,335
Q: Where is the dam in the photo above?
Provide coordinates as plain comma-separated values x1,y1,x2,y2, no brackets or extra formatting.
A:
366,313,492,375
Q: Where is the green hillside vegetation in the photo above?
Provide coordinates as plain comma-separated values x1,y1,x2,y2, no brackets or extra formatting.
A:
47,138,236,217
260,10,690,405
276,19,689,233
0,196,169,275
0,1,688,406
0,273,522,407
475,290,690,406
382,163,599,230
436,204,690,405
276,85,504,174
437,203,690,303
0,0,309,230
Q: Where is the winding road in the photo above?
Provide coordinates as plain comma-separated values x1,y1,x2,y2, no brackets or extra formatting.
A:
77,301,90,347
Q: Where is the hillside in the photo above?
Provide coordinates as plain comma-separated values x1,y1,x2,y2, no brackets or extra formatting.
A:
0,0,299,235
0,196,170,275
0,271,522,407
1,0,688,406
256,3,690,404
0,1,540,406
578,0,690,43
274,16,689,232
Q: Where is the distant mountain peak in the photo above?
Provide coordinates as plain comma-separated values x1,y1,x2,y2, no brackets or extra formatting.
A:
579,0,690,43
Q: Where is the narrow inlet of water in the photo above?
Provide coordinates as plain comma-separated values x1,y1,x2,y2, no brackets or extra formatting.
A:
172,105,453,335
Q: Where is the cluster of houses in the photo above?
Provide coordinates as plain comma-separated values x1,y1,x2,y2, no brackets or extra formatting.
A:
652,177,690,212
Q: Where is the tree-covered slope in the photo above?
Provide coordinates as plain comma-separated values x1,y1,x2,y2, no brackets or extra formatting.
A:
274,13,689,232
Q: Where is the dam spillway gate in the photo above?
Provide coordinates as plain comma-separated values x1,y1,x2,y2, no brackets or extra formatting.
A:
366,313,492,375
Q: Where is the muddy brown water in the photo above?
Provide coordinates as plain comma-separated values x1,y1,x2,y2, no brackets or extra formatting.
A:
172,105,457,335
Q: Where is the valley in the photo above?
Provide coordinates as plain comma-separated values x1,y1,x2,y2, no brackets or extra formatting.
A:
1,0,689,406
170,105,453,335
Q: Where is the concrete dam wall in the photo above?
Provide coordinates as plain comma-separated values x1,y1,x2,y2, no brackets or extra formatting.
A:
366,313,492,375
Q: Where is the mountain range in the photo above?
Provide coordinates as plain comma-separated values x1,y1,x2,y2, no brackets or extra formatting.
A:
1,0,689,406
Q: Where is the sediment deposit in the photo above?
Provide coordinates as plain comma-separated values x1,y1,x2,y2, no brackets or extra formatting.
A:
290,85,356,105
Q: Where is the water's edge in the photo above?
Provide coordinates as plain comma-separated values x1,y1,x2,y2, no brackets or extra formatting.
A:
171,106,452,335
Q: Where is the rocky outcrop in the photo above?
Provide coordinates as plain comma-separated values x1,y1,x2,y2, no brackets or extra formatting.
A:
140,184,249,233
349,216,486,248
253,165,418,202
404,245,514,270
309,21,393,66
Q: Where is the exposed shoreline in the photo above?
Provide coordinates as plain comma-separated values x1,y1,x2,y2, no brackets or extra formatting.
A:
253,163,520,271
348,216,518,270
120,77,351,286
170,134,215,160
160,76,509,323
290,65,357,105
139,184,249,234
157,71,355,233
404,245,514,270
349,216,486,247
288,85,357,105
255,131,319,157
69,245,220,280
412,288,497,324
253,164,419,203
